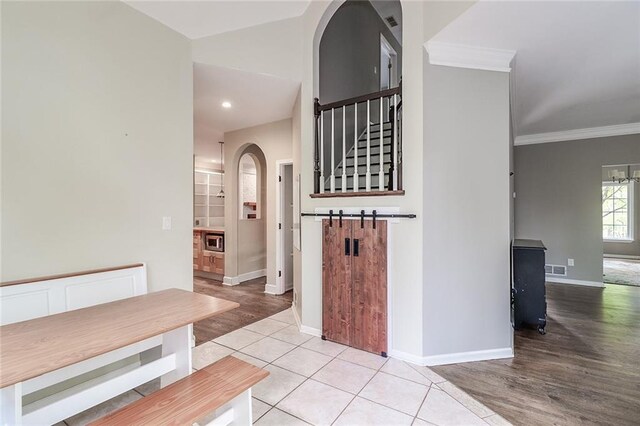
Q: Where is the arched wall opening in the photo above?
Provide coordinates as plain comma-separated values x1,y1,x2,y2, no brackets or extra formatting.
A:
314,0,403,192
318,0,402,104
238,153,261,220
313,0,403,100
229,143,267,281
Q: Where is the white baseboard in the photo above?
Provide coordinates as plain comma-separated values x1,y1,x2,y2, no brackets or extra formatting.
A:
292,303,302,328
547,277,604,288
604,254,640,260
264,282,292,295
223,269,266,286
222,276,239,286
388,349,429,366
264,283,278,295
401,347,514,367
300,324,322,337
292,313,512,366
292,307,322,337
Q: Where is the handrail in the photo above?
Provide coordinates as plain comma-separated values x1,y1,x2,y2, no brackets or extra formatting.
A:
317,87,401,112
313,85,402,195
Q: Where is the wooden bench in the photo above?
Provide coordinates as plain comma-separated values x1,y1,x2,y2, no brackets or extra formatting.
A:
0,264,239,425
90,356,269,426
0,264,163,424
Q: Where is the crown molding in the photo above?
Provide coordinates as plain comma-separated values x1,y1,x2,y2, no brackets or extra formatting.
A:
514,122,640,146
424,41,516,73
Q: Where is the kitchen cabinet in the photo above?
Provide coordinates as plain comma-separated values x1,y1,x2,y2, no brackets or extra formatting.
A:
202,252,224,275
193,231,203,270
193,230,224,276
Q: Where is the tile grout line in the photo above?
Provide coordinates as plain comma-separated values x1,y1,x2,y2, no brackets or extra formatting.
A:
250,328,336,413
206,309,498,425
253,406,272,423
223,311,313,424
440,386,495,421
210,318,294,359
427,381,493,422
329,354,391,426
413,382,433,425
235,315,429,422
254,328,356,424
133,388,146,398
209,311,455,425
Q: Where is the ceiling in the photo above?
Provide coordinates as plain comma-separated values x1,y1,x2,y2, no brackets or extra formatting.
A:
125,0,310,39
370,0,402,44
194,63,300,163
430,1,640,141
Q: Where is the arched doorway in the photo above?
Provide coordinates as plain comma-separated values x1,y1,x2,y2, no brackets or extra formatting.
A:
314,0,403,193
319,0,402,104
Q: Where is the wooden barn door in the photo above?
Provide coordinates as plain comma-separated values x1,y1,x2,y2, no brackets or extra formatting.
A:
352,220,387,355
322,219,352,346
322,218,387,355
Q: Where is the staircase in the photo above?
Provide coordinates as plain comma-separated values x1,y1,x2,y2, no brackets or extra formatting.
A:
313,86,402,196
326,121,393,192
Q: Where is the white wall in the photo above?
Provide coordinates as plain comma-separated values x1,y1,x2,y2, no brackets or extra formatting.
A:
223,119,293,289
190,0,513,365
422,60,512,362
1,1,193,292
295,1,429,359
192,17,303,82
297,0,480,363
515,135,640,283
292,90,303,317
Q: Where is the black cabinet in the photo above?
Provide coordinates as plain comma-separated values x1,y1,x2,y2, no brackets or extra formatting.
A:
512,239,547,334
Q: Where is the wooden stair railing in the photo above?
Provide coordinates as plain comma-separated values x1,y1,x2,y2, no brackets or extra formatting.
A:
313,85,402,197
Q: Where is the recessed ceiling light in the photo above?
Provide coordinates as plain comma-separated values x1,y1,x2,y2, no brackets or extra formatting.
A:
221,101,232,109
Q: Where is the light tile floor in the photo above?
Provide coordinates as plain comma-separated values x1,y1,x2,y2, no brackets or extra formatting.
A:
61,308,512,425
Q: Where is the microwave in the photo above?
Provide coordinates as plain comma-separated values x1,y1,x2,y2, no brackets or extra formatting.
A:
205,233,224,252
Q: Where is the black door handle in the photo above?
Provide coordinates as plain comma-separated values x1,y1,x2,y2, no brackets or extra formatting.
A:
345,238,350,256
353,239,359,257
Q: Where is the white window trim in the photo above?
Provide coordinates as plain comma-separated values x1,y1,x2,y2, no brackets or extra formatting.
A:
602,181,635,242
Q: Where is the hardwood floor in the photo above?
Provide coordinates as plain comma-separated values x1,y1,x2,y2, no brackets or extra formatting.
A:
193,276,293,345
433,283,640,426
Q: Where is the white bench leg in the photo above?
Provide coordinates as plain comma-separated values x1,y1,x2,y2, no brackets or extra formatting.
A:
200,389,252,426
160,324,192,388
231,389,252,426
0,383,22,426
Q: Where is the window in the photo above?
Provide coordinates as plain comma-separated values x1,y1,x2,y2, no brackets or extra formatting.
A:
602,182,634,241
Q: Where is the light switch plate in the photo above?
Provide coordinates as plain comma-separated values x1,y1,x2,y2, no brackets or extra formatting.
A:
568,258,575,267
162,216,172,230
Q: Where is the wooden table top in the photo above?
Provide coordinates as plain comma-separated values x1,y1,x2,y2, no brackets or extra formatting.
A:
0,289,239,388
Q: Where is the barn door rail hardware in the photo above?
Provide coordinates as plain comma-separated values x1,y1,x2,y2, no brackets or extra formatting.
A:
301,209,416,228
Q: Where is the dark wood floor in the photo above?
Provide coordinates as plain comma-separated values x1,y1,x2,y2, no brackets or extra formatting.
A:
433,283,640,426
193,276,293,345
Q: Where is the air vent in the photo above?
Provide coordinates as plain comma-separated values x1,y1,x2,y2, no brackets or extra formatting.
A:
545,264,567,276
385,15,398,27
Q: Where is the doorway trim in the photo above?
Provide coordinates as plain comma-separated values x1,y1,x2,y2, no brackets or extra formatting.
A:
271,159,294,295
380,33,398,90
